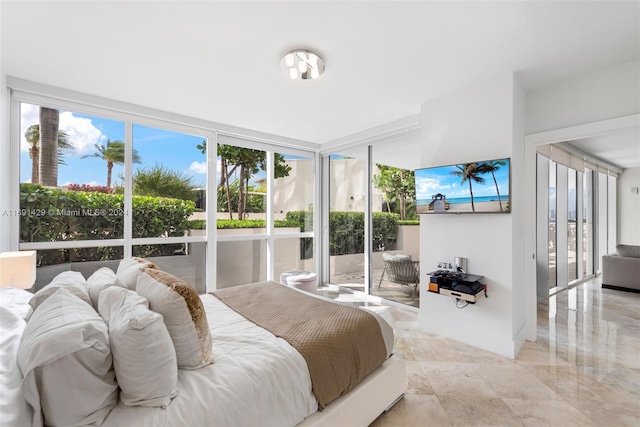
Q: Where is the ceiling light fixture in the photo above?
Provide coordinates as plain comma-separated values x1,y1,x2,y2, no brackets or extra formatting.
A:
281,49,324,80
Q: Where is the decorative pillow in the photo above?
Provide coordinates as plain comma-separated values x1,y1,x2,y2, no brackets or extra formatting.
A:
0,306,32,427
383,252,412,262
98,287,178,407
87,267,127,310
392,254,412,262
28,271,91,312
133,256,159,269
18,288,118,427
116,257,158,290
617,244,640,258
136,268,213,369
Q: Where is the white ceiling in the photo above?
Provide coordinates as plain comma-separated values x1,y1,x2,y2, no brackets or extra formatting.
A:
2,1,639,160
564,127,640,170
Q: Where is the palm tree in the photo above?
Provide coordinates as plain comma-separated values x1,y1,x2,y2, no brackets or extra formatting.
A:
450,163,485,212
25,124,74,184
479,160,507,211
83,140,141,189
38,107,59,186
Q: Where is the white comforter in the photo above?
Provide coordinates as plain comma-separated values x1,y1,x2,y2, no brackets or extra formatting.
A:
102,293,319,427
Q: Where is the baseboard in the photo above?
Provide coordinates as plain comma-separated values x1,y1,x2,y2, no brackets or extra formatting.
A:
602,284,640,294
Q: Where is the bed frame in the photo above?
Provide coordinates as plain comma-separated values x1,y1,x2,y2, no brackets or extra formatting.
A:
299,355,406,426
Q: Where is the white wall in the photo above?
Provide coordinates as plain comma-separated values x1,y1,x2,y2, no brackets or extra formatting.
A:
526,60,640,134
0,1,10,253
617,167,640,245
418,74,525,359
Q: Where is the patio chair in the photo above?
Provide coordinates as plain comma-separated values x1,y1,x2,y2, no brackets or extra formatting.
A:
379,253,420,298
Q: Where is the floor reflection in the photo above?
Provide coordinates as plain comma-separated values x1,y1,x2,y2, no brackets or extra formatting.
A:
323,275,640,426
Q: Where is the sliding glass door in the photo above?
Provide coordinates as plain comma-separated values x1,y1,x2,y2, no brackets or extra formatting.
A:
327,148,368,291
536,148,610,293
370,143,419,307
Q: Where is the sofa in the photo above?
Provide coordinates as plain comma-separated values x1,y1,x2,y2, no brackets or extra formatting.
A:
602,244,640,293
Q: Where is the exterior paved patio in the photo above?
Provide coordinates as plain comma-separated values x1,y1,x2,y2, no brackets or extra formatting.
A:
330,268,419,308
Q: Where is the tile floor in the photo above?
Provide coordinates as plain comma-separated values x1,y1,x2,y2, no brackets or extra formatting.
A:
320,276,640,426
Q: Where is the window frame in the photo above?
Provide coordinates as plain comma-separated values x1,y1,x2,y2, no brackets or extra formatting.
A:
9,84,319,292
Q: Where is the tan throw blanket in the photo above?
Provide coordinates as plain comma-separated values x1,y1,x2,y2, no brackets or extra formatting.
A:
211,281,388,409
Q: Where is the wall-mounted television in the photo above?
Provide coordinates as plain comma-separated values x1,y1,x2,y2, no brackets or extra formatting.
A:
415,158,510,214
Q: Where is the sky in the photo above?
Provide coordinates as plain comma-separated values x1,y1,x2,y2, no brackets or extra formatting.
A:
20,103,212,188
414,159,510,201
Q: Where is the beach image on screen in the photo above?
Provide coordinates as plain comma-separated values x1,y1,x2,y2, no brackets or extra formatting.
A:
415,158,510,214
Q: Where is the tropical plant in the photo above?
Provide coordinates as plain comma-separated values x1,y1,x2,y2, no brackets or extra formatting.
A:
38,107,60,186
66,183,113,194
133,163,196,200
25,124,74,184
478,159,507,211
372,165,416,220
216,180,265,214
450,163,485,212
197,140,291,220
83,140,141,189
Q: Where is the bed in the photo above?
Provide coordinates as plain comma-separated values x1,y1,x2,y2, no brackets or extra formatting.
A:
0,260,406,427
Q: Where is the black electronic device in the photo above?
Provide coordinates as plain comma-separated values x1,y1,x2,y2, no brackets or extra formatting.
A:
427,270,486,302
452,280,484,295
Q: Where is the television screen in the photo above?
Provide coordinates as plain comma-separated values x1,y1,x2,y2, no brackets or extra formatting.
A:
415,158,510,214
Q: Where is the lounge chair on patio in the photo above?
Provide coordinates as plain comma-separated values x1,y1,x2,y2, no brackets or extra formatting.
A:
379,253,420,298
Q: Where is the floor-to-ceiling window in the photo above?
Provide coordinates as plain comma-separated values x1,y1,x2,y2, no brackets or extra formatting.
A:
272,151,316,282
583,168,594,276
370,142,420,307
16,100,210,292
12,91,317,294
324,135,421,308
549,160,558,289
214,139,317,289
568,168,577,282
536,145,616,293
326,148,368,291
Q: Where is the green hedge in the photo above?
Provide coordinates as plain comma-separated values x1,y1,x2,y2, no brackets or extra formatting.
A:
397,219,420,226
286,211,399,256
20,184,195,265
21,183,401,266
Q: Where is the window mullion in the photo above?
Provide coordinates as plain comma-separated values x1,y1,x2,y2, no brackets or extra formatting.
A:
123,121,133,257
266,151,275,281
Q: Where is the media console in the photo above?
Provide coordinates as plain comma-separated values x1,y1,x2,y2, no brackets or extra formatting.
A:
427,270,486,303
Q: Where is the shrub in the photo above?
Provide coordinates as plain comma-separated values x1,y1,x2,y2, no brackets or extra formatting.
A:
187,219,206,230
133,164,197,201
20,184,195,265
66,183,114,194
286,210,399,256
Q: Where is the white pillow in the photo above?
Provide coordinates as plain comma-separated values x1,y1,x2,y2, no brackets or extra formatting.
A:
87,267,127,310
0,287,34,321
98,286,178,407
136,269,213,369
28,271,91,311
116,257,157,290
18,288,118,427
0,305,32,427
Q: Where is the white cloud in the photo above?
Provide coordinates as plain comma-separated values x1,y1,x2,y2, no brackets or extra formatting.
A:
19,103,106,155
19,103,39,152
416,177,443,194
59,111,106,154
188,161,207,175
188,159,224,185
